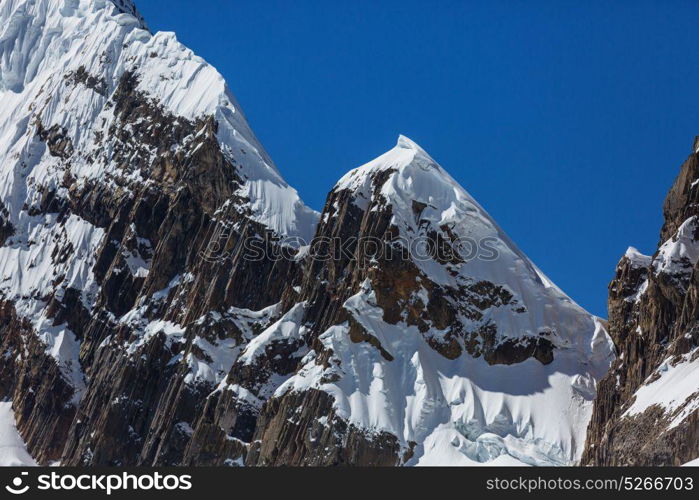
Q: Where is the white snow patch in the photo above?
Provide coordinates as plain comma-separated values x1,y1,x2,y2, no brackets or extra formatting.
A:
239,303,308,366
0,402,36,466
652,217,699,279
624,349,699,429
125,319,186,355
625,247,651,268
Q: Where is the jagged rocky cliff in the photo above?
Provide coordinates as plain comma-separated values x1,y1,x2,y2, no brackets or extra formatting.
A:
582,140,699,466
0,0,620,466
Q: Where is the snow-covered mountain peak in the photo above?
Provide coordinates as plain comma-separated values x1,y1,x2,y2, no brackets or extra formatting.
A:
333,137,568,292
0,0,318,241
333,138,614,391
288,135,617,465
334,137,525,263
396,133,432,156
336,134,440,191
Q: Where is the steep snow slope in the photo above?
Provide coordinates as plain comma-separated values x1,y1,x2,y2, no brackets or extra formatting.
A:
0,403,36,466
624,347,699,429
246,136,615,466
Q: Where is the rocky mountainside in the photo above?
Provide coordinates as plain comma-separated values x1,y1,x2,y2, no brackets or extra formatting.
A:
0,0,632,467
582,140,699,466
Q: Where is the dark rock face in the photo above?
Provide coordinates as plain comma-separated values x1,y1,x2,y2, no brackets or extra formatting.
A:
0,203,13,246
0,301,77,465
182,307,306,466
65,66,108,97
582,141,699,466
246,389,402,466
37,122,74,160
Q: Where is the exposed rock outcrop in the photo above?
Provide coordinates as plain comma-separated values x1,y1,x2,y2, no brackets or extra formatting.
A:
582,140,699,466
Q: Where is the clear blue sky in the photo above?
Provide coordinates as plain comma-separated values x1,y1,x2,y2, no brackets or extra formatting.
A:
137,0,699,317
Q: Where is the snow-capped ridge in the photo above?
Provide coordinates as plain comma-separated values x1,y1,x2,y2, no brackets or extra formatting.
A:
336,134,441,192
625,246,652,268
